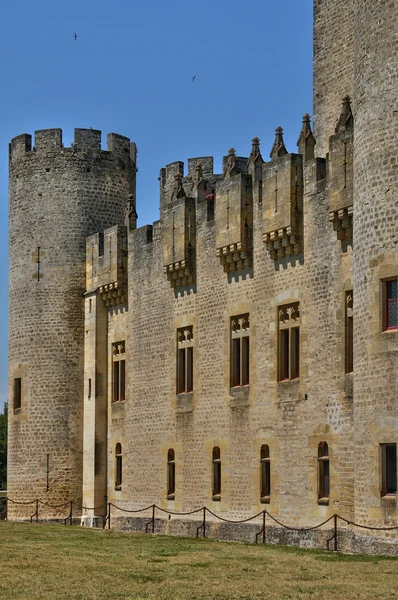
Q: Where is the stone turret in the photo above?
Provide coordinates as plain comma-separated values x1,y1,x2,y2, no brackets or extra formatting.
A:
8,128,136,517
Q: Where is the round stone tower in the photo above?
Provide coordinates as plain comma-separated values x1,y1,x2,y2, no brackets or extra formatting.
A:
353,3,398,522
8,128,136,517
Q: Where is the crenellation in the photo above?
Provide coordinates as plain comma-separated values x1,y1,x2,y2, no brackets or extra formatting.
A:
73,128,102,152
187,157,214,178
34,129,63,152
262,151,303,260
9,133,32,161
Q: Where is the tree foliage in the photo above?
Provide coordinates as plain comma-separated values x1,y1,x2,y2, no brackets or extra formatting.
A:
0,403,7,489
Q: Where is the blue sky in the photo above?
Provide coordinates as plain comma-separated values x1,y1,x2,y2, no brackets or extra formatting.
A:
0,0,312,408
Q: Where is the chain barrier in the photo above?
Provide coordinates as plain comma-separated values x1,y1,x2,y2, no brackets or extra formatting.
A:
4,497,398,552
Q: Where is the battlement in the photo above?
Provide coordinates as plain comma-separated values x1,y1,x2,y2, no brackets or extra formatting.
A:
9,128,137,163
86,225,128,307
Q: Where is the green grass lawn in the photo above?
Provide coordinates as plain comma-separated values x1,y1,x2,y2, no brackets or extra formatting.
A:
0,522,397,599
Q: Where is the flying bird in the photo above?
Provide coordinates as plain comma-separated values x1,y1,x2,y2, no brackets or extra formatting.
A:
192,75,196,83
74,32,77,41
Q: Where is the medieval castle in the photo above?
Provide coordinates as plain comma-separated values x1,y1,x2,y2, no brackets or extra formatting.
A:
7,0,398,552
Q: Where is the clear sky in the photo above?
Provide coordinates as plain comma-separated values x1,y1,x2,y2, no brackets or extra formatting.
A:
0,0,313,408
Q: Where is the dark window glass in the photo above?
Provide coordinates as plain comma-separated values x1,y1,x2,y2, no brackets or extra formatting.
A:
381,443,397,496
167,449,175,498
115,443,122,489
212,447,221,499
13,378,22,410
387,281,398,329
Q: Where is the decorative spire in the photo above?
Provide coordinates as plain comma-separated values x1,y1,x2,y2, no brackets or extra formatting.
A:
225,147,238,177
297,114,315,160
335,96,353,133
250,137,262,162
194,162,203,186
174,171,185,198
270,126,288,160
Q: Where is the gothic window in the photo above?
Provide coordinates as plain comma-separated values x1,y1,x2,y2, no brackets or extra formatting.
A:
177,326,193,394
231,314,250,387
260,445,271,503
278,303,300,381
345,291,353,373
13,378,21,410
380,443,397,496
115,443,122,490
112,341,125,403
384,279,398,330
318,442,330,503
167,449,175,500
212,447,221,501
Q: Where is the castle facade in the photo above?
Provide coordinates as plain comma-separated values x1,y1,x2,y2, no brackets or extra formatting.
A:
7,0,398,548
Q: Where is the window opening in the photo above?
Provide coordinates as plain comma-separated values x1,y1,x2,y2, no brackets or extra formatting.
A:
381,443,397,496
177,326,193,394
13,378,22,410
318,442,330,503
231,314,250,387
278,303,300,381
212,447,221,500
115,443,122,489
167,449,175,499
260,445,271,503
112,341,125,402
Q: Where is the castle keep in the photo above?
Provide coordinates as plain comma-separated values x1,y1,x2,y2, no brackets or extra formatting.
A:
7,0,398,550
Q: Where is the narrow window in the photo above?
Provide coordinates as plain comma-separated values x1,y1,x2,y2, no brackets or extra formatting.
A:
260,445,271,503
177,326,193,394
88,378,92,399
212,447,221,500
230,314,250,387
112,341,125,403
13,378,22,410
167,449,175,499
345,291,353,373
115,443,122,490
278,303,300,381
318,442,330,503
381,443,397,496
384,279,398,330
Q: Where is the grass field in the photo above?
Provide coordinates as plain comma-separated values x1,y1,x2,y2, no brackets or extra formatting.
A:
0,522,397,600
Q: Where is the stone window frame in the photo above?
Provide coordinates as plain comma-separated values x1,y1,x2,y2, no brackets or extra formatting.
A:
345,290,353,373
167,449,176,500
115,443,122,491
212,447,221,501
230,314,250,388
380,443,397,497
317,442,330,505
278,303,300,381
112,341,125,403
382,278,398,331
260,444,271,504
176,326,193,394
13,377,22,411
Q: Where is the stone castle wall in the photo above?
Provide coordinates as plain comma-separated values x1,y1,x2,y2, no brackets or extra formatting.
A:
352,0,398,525
7,0,398,545
8,129,136,516
101,126,355,526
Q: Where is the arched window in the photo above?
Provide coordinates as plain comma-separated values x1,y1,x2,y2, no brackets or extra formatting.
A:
260,445,271,503
115,443,122,490
167,449,175,499
212,447,221,500
318,442,329,503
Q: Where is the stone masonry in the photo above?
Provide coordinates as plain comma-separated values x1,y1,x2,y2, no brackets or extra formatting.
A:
7,1,398,552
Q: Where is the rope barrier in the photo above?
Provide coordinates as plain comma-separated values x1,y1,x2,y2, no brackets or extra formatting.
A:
4,497,398,546
265,511,335,532
337,515,398,531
